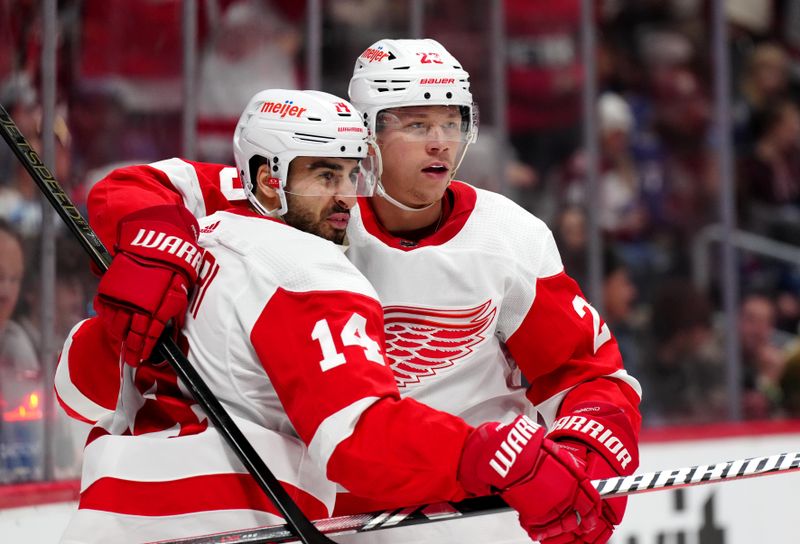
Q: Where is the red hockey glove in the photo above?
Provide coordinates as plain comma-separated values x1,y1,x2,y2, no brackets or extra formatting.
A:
94,205,202,367
545,402,640,544
458,415,604,542
541,441,624,544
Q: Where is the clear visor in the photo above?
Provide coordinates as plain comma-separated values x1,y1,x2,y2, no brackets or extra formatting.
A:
283,142,381,199
375,105,476,144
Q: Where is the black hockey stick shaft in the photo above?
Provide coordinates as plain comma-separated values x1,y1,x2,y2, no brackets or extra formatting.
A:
0,103,336,544
157,450,800,543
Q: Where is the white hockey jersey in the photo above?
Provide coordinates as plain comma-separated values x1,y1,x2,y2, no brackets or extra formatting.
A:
347,182,641,428
59,208,473,543
56,159,642,543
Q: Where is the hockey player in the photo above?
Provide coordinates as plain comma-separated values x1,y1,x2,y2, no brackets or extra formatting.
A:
58,40,642,544
341,42,642,544
57,89,608,544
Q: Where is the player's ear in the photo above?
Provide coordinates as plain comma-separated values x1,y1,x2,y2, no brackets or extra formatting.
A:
255,164,281,210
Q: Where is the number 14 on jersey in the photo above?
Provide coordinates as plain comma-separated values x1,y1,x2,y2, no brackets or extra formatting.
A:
311,313,385,371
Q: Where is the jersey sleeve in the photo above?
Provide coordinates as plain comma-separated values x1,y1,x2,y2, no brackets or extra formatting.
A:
503,228,642,475
55,318,121,424
250,287,473,507
88,158,241,250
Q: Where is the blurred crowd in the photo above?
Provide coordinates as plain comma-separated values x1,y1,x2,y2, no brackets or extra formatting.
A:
0,0,799,485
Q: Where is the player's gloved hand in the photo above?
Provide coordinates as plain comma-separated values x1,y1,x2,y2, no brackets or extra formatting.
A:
94,205,203,366
541,440,625,544
458,415,604,542
543,402,640,544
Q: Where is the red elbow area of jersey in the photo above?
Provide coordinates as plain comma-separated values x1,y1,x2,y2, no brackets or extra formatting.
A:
506,272,627,405
327,396,472,507
89,165,189,251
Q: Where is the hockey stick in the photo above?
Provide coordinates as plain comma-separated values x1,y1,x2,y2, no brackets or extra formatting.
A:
0,103,336,544
156,450,800,543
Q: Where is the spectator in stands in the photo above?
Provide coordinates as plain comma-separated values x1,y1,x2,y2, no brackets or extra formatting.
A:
648,65,716,236
739,293,787,419
779,341,800,418
17,240,94,482
71,0,204,169
640,278,727,426
18,237,93,354
0,73,38,140
774,271,800,335
562,92,650,241
0,74,74,237
553,205,588,289
0,74,39,236
0,221,41,483
738,99,800,239
734,43,793,154
197,0,301,162
603,248,637,327
603,247,641,380
504,0,583,214
75,0,185,114
0,220,37,378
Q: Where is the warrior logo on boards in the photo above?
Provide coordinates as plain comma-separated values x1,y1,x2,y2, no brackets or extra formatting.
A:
384,300,496,388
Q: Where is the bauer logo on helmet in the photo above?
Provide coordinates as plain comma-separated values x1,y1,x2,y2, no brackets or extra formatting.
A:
419,78,455,85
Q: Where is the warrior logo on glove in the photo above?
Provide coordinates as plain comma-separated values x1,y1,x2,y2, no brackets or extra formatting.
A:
130,228,204,272
490,415,541,478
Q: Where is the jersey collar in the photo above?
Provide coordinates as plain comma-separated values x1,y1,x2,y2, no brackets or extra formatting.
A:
357,181,477,250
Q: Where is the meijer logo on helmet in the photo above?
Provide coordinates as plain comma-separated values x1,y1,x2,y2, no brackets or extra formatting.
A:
259,100,307,119
361,47,390,63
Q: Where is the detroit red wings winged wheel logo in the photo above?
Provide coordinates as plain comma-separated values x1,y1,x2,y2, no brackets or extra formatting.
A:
384,300,496,387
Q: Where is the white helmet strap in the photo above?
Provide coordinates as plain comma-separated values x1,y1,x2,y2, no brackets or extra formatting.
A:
376,181,437,212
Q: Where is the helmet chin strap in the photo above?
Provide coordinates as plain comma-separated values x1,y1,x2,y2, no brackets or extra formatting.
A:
375,181,437,212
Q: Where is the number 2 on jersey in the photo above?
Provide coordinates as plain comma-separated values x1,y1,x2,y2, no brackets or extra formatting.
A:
572,296,611,353
311,313,384,371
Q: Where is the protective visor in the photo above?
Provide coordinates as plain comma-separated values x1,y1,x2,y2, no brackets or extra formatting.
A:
283,142,382,199
375,105,478,179
375,105,477,145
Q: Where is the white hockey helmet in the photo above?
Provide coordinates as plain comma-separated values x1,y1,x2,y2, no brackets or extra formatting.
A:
233,89,379,217
348,39,478,210
348,38,478,145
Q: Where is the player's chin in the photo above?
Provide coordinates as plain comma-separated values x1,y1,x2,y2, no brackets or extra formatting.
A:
318,223,348,245
410,184,447,206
